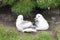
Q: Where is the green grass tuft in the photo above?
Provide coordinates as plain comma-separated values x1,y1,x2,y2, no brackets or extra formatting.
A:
2,0,16,5
37,0,60,9
56,28,60,40
11,0,36,15
0,24,53,40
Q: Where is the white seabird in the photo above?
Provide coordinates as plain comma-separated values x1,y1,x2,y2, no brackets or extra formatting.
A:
34,14,49,30
16,15,37,32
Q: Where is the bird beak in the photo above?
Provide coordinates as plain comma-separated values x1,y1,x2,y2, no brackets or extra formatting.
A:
34,18,38,21
34,18,37,20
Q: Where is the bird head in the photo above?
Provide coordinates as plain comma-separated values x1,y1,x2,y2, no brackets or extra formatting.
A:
17,15,23,20
34,14,43,21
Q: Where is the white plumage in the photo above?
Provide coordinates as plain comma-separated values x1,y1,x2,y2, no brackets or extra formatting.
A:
35,14,49,30
22,28,37,32
16,15,37,32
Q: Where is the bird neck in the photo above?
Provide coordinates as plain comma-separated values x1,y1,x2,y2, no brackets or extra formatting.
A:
16,18,23,23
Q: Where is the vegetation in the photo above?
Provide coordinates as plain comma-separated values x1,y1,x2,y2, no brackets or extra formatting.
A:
0,24,53,40
1,0,16,5
37,0,60,9
0,0,60,40
0,0,60,15
11,0,36,15
56,28,60,40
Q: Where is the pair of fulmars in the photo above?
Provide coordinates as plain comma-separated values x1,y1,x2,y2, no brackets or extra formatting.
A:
16,14,49,32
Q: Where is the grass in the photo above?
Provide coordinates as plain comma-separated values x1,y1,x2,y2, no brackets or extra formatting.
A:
56,28,60,40
0,24,53,40
11,0,35,15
